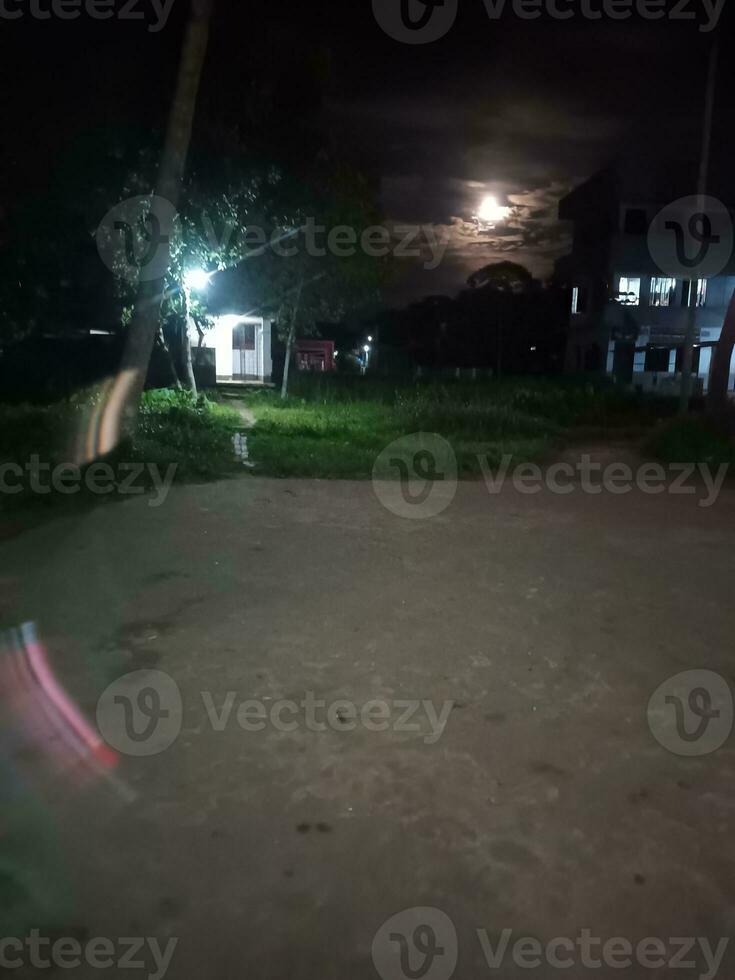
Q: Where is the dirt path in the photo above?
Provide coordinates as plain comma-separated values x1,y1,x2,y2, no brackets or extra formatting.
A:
226,397,256,429
2,476,735,979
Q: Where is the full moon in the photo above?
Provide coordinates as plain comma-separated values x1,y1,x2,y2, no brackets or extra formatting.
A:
478,195,510,223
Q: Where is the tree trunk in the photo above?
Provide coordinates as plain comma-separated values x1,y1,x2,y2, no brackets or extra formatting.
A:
707,286,735,419
183,317,198,397
280,277,304,400
280,322,296,400
119,0,213,419
158,328,183,389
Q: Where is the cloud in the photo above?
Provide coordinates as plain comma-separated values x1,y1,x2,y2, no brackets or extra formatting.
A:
381,178,573,306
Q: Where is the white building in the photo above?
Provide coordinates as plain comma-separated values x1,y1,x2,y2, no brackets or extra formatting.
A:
558,168,735,395
191,314,273,383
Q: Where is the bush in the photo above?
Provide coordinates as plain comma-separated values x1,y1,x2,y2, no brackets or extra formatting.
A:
0,388,243,513
133,389,241,480
644,415,735,467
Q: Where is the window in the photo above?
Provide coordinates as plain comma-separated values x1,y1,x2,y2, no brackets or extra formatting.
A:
645,347,670,372
571,286,588,315
623,209,647,235
681,279,707,308
649,277,676,307
233,323,255,350
615,277,641,306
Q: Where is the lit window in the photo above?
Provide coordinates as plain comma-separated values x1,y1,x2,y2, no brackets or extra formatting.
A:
649,277,677,307
616,277,641,306
571,287,579,315
682,279,707,308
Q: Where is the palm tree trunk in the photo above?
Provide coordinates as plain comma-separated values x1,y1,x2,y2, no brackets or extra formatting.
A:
120,0,214,414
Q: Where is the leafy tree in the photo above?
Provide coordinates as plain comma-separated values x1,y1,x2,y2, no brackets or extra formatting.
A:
157,159,386,397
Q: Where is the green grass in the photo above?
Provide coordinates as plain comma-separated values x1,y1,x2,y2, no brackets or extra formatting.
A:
131,389,242,479
1,377,702,494
0,389,243,514
245,376,673,479
644,415,735,467
247,399,553,478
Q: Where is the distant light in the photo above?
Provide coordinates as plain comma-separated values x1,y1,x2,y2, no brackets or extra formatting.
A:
530,346,537,352
363,345,370,353
335,350,339,356
477,195,510,224
367,335,373,342
184,268,212,292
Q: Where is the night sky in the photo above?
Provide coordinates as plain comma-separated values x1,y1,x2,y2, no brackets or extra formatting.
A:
2,0,732,305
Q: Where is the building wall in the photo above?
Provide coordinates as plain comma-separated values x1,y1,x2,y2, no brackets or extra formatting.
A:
558,174,735,390
191,316,272,382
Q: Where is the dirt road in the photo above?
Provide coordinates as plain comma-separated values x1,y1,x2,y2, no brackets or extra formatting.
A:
2,473,735,979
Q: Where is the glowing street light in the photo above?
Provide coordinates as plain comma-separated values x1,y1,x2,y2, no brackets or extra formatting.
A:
183,268,212,292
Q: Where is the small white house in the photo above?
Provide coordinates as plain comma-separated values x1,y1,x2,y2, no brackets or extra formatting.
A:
192,314,273,383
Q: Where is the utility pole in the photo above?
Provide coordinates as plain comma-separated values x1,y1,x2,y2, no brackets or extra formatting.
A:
679,37,719,415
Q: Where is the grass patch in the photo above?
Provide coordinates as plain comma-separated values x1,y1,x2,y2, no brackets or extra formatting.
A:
247,398,554,478
244,376,684,479
131,389,242,480
0,389,243,515
644,415,735,467
244,376,663,479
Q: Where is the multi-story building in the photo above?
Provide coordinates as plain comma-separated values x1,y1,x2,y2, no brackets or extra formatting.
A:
557,167,735,395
